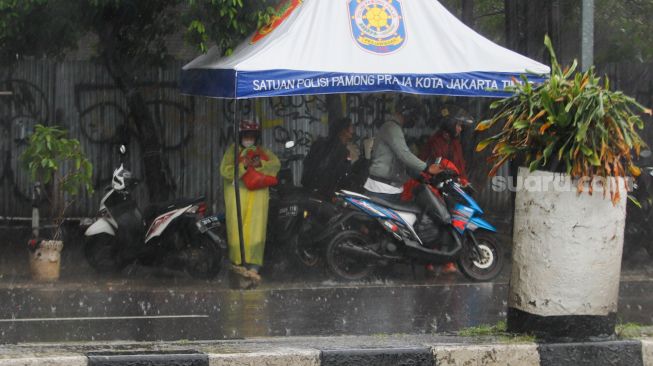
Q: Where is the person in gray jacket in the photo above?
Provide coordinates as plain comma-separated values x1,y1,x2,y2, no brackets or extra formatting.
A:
364,96,442,203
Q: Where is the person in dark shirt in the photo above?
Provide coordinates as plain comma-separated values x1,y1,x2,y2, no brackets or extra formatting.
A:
302,117,355,199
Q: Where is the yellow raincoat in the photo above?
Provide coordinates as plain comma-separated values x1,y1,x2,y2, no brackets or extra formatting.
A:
220,144,280,266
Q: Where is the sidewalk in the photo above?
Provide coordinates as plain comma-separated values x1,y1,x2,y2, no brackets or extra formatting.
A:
0,334,650,366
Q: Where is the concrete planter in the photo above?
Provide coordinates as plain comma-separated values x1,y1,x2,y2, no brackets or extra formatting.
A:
29,240,63,281
507,167,628,339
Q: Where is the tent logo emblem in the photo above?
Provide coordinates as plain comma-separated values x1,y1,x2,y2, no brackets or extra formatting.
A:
251,0,303,44
349,0,406,54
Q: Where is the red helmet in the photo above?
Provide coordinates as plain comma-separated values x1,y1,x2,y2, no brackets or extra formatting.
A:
239,119,260,132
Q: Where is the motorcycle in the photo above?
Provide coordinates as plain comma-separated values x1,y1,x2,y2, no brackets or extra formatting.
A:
325,162,504,281
264,141,332,272
84,145,225,279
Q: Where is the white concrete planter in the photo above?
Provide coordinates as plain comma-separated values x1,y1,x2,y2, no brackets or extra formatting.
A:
507,168,627,339
29,240,63,282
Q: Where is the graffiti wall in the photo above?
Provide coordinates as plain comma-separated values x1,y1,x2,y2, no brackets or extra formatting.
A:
7,59,617,222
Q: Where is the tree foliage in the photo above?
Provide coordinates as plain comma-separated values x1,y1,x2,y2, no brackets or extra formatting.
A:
184,0,274,55
595,0,653,64
0,0,274,66
21,124,94,197
0,0,81,64
0,0,272,202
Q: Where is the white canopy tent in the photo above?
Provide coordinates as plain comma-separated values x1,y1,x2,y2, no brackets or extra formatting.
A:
180,0,551,266
181,0,550,99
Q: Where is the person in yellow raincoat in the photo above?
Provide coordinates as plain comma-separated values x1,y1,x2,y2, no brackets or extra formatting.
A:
220,120,280,285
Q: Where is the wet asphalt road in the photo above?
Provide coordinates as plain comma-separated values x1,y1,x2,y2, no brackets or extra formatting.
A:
1,223,652,343
1,273,652,343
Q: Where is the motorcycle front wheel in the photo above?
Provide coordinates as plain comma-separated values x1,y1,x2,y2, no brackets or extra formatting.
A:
84,233,126,273
183,235,223,279
325,230,376,281
457,232,504,282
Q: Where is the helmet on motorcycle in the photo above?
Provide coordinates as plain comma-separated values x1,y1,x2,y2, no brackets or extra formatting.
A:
439,105,473,137
112,165,133,191
395,96,424,127
395,96,423,117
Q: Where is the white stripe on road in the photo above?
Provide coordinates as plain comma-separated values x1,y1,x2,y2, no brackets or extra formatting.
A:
0,315,209,322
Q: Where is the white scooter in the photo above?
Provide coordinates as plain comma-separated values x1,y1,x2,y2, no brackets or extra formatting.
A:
84,145,225,278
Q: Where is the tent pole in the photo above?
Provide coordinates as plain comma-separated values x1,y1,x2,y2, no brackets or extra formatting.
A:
233,99,247,266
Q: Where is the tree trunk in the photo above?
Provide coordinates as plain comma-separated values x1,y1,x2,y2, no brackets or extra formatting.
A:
505,0,562,63
461,0,474,28
99,48,174,202
123,90,173,202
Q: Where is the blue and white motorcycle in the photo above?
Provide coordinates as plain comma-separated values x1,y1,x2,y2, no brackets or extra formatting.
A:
326,165,504,281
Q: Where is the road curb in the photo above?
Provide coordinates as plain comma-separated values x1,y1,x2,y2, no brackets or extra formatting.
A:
87,351,208,366
642,339,653,366
208,348,320,366
0,356,87,366
538,340,643,366
0,338,650,365
432,343,540,365
320,347,434,366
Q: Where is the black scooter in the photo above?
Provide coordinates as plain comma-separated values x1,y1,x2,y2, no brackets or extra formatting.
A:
265,141,332,273
84,145,225,279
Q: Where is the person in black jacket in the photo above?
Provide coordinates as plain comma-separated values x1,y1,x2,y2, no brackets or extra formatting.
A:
302,117,355,198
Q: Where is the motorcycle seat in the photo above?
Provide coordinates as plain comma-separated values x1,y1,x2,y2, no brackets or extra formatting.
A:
368,196,422,214
143,196,205,223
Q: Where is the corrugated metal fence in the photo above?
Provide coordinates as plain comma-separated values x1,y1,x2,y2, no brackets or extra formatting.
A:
1,60,650,222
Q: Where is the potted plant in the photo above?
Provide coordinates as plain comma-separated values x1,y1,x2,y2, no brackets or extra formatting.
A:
21,124,93,281
476,36,651,340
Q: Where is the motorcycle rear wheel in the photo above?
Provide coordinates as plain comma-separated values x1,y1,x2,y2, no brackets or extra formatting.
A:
184,236,223,279
457,232,504,282
84,233,126,273
326,230,376,281
293,235,321,267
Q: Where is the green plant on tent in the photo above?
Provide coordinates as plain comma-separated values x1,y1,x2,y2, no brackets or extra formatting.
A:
475,35,651,203
21,124,94,240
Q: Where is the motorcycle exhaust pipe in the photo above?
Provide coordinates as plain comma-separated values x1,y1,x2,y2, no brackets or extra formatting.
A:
205,230,227,249
338,243,383,260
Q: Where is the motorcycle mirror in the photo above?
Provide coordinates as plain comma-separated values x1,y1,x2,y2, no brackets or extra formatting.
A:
285,140,296,149
120,145,127,154
641,149,652,158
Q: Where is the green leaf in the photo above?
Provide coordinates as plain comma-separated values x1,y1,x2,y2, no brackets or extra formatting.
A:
580,145,593,156
588,153,601,166
628,195,642,209
528,159,543,172
476,138,494,152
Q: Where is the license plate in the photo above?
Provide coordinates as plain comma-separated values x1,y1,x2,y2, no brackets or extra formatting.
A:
197,215,222,232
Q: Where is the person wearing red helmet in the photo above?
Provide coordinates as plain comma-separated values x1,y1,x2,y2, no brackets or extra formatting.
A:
418,106,474,275
220,119,280,288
